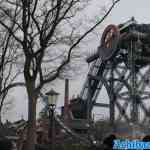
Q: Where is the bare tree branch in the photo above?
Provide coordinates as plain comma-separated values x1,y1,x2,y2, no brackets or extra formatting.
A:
41,0,121,85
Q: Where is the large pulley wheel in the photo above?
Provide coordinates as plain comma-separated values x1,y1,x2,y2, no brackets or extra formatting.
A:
99,24,120,60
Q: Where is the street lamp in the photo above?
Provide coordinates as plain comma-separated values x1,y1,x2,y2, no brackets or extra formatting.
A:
46,89,59,150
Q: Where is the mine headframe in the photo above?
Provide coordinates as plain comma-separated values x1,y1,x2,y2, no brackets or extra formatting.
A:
87,17,150,67
70,18,150,127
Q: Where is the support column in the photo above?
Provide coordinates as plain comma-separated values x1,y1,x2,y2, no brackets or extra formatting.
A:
110,62,115,130
87,78,92,121
130,41,138,123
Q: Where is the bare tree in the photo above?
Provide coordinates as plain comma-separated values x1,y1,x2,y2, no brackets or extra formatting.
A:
0,13,24,122
0,0,121,149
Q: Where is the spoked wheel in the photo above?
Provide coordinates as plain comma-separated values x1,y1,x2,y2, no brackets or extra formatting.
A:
99,25,120,60
101,24,120,48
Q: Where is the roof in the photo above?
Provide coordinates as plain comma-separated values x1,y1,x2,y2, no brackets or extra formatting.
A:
10,119,27,130
0,124,18,140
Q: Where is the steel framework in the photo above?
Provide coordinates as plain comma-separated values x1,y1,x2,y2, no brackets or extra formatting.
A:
40,18,150,144
71,18,150,130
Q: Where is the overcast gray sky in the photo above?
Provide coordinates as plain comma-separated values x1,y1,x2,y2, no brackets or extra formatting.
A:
5,0,150,122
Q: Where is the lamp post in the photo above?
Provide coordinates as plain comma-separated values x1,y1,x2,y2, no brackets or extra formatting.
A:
46,89,59,150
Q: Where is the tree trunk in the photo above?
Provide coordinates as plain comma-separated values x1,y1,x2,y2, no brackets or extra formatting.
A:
25,83,37,150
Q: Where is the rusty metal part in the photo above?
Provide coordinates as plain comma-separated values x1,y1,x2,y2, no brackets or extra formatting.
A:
101,24,120,49
86,24,120,63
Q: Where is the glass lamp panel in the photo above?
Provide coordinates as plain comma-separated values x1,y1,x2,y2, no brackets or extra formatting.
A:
52,95,57,105
46,89,59,105
55,95,58,105
48,95,53,105
51,95,55,105
48,95,58,105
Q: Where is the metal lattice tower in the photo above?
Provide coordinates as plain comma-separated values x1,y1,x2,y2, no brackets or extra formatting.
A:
41,18,150,144
71,18,150,130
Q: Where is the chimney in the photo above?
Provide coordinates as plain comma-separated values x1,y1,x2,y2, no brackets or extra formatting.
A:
64,79,69,124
